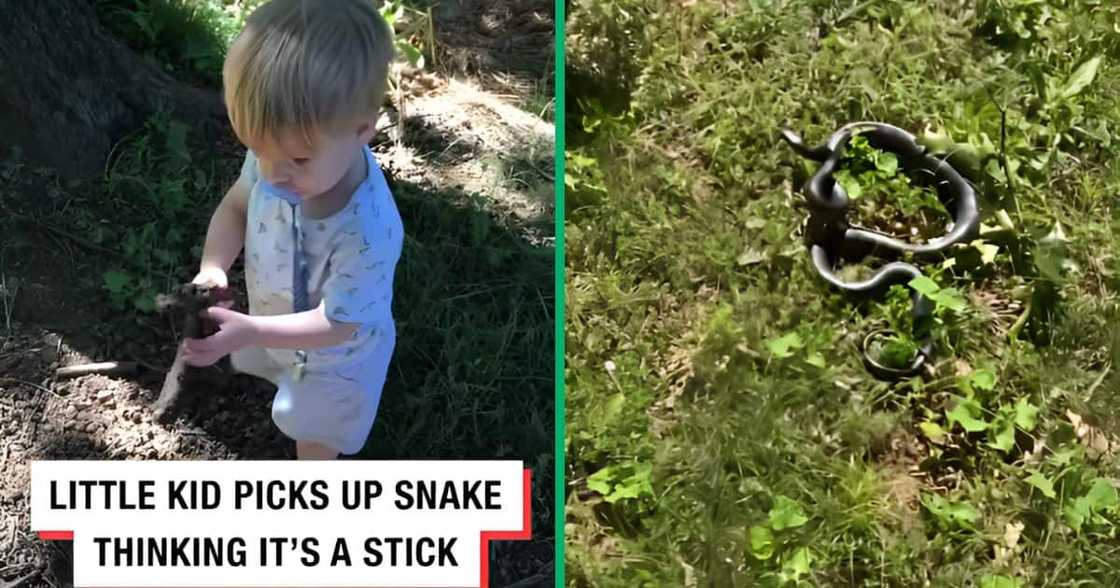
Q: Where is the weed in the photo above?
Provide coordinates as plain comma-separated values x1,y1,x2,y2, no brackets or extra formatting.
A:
380,0,433,70
94,0,432,86
94,0,243,85
835,135,949,242
99,110,214,313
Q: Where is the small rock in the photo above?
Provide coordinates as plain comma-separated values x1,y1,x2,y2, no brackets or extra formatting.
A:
84,421,99,434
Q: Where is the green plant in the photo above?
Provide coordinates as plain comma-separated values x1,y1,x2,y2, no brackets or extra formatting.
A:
95,0,242,84
1064,477,1119,534
748,495,815,584
975,0,1051,49
835,135,949,242
921,492,981,531
101,110,210,312
380,0,432,69
586,462,653,504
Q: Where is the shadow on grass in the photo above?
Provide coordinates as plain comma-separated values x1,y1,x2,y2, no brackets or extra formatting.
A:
362,176,555,585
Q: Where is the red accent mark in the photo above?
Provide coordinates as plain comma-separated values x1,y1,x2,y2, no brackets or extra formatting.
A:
478,469,533,588
39,530,73,541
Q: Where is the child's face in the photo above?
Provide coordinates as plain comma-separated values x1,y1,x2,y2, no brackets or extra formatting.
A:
242,120,375,200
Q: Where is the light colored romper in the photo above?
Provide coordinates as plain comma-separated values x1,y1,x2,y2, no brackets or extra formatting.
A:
230,147,403,454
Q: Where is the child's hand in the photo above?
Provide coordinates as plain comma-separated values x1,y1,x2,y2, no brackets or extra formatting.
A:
192,267,234,309
181,307,259,367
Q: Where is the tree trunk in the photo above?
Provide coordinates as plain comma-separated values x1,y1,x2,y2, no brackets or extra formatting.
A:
0,0,227,179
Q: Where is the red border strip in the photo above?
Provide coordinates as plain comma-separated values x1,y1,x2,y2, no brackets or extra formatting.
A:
39,530,74,541
478,469,532,588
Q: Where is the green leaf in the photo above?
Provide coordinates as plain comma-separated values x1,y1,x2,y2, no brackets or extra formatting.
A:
932,287,969,312
969,369,997,391
980,575,1021,588
604,393,626,421
1061,478,1118,533
945,501,980,526
103,271,131,294
988,418,1016,452
767,332,804,359
1061,56,1102,99
1061,481,1115,530
805,352,826,368
780,547,813,583
922,493,980,529
398,41,425,68
1013,397,1039,431
919,421,946,444
1050,448,1076,467
769,495,809,530
132,295,157,314
1085,478,1118,511
906,276,969,313
973,240,999,265
609,464,653,503
908,275,940,297
1026,471,1056,499
749,525,775,560
1065,496,1091,533
586,464,654,504
875,151,899,176
877,337,917,369
834,169,862,199
586,467,615,496
1035,229,1069,283
947,396,989,432
737,246,766,266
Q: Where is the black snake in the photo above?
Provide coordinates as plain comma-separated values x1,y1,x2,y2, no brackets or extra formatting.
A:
781,122,980,379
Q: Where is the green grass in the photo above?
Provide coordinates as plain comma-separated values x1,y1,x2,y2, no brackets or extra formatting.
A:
361,185,554,526
566,0,1120,585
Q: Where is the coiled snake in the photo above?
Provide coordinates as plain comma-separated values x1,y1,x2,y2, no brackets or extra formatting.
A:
780,122,980,379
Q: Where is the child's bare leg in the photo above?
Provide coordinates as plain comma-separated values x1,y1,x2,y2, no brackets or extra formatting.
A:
297,440,339,460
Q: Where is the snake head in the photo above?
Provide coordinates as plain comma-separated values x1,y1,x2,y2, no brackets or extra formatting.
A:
780,128,833,162
779,128,804,148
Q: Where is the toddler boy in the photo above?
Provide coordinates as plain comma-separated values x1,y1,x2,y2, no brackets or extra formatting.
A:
183,0,402,461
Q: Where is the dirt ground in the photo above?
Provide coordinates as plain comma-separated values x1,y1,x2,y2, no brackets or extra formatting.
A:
0,0,554,585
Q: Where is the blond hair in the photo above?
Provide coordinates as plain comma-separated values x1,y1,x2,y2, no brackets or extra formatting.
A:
223,0,395,147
